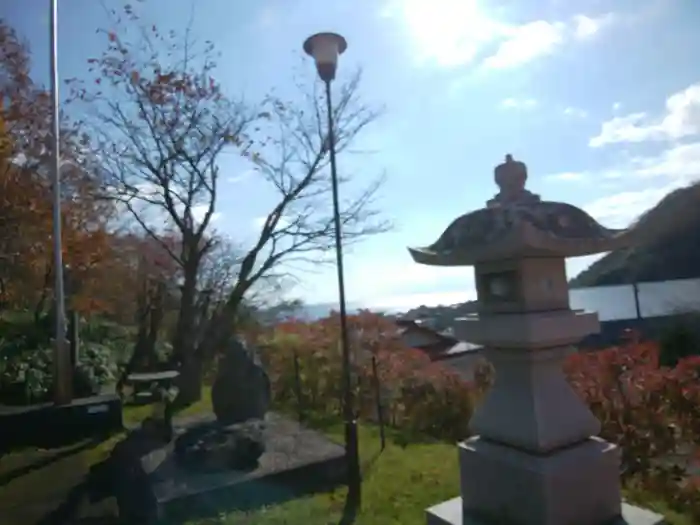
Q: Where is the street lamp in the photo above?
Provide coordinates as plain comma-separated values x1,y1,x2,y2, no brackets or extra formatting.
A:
303,32,361,501
49,0,71,405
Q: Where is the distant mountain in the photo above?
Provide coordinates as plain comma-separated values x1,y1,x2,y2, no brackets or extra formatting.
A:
294,302,363,321
272,300,477,323
570,181,700,288
276,302,399,322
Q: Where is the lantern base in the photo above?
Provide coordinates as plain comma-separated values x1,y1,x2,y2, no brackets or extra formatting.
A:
427,435,654,525
427,497,664,525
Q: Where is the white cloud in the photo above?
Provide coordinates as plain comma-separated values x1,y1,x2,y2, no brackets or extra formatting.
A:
584,187,670,228
483,20,566,69
631,142,700,183
572,13,614,39
252,215,290,230
585,83,700,227
380,0,509,67
334,255,607,310
111,184,221,232
582,141,700,227
590,82,700,147
500,97,537,110
299,251,476,306
342,255,475,306
382,0,614,69
564,106,588,118
483,13,614,69
589,113,652,147
659,84,700,138
192,204,221,224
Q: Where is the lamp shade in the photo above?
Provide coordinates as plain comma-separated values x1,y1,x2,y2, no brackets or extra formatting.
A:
303,32,347,82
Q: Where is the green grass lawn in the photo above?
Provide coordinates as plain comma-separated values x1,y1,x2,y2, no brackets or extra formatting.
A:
0,389,694,525
187,420,694,525
0,433,124,525
188,421,459,525
121,386,214,427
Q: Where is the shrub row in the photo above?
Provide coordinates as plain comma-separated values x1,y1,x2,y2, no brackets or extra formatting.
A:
258,312,700,520
259,312,474,441
0,314,130,404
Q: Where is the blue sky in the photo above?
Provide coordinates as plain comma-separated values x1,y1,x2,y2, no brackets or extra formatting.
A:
4,0,700,310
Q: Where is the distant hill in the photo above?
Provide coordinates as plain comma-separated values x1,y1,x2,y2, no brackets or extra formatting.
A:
268,302,400,322
398,301,478,330
570,181,700,288
284,301,478,326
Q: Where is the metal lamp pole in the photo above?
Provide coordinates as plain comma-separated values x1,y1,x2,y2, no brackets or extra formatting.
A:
303,32,361,502
49,0,71,405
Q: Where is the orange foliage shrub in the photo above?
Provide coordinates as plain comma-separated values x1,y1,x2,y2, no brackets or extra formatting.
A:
261,312,700,517
563,339,700,519
259,310,474,441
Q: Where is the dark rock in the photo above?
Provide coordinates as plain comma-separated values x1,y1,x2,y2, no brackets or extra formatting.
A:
211,337,271,425
174,419,265,472
108,427,167,524
142,415,173,443
105,412,346,522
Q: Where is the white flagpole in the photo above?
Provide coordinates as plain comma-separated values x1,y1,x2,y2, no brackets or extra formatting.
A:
49,0,70,404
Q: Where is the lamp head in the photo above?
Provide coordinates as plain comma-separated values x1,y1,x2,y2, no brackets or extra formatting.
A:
303,32,347,82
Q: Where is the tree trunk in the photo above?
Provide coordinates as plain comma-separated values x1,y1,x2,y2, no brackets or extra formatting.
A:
145,282,165,365
116,323,148,397
172,259,198,359
196,288,246,362
176,353,203,406
116,281,163,396
172,256,203,404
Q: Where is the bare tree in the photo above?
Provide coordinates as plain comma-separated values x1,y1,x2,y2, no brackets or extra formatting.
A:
196,71,391,381
73,6,389,402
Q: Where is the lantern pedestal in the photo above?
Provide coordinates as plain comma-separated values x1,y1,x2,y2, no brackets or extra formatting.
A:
427,498,665,525
446,436,621,525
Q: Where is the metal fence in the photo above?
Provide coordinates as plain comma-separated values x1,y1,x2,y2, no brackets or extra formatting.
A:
289,351,387,451
570,277,700,322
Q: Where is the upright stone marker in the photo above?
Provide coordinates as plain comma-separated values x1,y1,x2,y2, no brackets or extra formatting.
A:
409,155,663,525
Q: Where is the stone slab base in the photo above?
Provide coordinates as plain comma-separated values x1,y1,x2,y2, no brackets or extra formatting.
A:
459,436,622,525
108,412,348,524
0,394,122,453
426,497,665,525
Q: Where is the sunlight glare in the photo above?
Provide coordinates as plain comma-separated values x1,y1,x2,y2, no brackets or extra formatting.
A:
382,0,508,67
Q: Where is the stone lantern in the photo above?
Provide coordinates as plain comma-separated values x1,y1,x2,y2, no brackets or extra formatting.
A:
409,155,662,525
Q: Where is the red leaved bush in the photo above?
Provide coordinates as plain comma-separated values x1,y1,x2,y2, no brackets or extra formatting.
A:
259,312,700,517
564,339,700,518
259,310,474,440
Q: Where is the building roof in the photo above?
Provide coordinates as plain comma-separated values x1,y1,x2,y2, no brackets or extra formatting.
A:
430,340,482,361
396,318,482,361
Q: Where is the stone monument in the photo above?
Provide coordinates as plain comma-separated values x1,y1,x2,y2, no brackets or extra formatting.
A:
409,155,664,525
175,337,271,472
211,337,271,425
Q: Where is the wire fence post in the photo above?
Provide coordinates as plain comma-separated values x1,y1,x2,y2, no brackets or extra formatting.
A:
371,355,386,450
633,281,642,320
